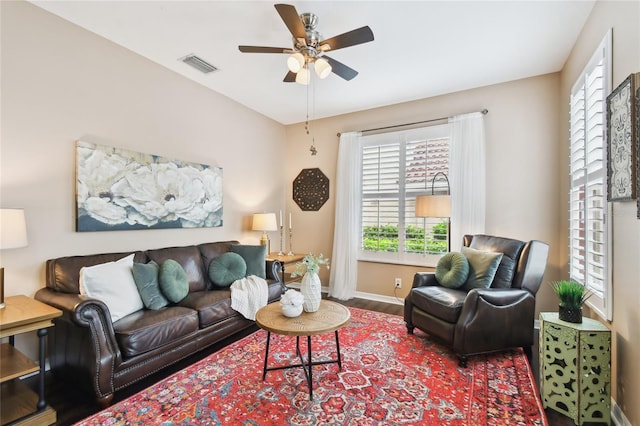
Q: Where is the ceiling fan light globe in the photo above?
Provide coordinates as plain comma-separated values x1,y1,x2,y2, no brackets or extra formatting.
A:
287,53,305,73
314,58,332,79
295,67,311,85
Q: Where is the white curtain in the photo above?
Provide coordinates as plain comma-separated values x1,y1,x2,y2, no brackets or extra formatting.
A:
448,112,486,250
329,131,362,300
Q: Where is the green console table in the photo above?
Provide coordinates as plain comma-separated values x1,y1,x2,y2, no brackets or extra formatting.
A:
539,312,610,425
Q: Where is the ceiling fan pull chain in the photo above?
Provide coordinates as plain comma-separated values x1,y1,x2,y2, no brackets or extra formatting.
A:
304,74,317,156
308,74,310,134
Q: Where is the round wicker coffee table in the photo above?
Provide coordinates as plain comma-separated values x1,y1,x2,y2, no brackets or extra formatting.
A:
255,300,351,400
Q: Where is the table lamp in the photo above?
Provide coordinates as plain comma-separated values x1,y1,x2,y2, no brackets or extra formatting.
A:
0,209,29,309
252,213,277,254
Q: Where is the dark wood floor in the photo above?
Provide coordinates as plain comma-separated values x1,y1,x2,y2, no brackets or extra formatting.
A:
27,297,593,425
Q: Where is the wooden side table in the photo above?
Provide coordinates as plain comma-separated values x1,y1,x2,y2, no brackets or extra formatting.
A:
0,295,62,425
255,300,350,400
267,252,306,284
539,312,611,425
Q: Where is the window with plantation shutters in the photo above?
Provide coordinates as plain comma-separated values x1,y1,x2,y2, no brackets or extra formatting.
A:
360,124,450,266
568,30,612,321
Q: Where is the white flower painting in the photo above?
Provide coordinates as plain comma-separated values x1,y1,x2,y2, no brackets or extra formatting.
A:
76,141,223,231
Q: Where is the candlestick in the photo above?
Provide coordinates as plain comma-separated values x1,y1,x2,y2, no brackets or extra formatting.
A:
287,227,294,256
278,225,285,256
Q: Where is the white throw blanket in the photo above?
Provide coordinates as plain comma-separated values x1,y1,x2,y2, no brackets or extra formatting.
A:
230,275,269,320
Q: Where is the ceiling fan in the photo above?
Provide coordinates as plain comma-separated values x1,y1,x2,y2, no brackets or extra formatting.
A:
238,3,374,84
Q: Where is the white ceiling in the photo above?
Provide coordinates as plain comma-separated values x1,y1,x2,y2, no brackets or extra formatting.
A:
30,1,595,125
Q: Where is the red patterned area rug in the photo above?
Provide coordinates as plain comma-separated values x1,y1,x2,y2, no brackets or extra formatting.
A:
76,308,547,425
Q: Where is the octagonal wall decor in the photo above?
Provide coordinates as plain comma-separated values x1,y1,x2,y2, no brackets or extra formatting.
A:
293,168,329,211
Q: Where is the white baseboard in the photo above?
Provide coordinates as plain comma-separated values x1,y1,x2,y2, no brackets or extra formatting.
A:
353,290,404,306
288,283,405,306
612,399,631,426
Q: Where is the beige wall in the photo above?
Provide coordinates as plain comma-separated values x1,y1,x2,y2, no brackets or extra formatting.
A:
285,73,563,306
560,1,640,423
0,2,285,308
3,0,637,421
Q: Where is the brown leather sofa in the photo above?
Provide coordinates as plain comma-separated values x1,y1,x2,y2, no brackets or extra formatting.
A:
35,241,283,406
404,234,549,366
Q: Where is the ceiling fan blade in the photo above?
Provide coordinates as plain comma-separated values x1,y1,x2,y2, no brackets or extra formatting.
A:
275,4,307,41
239,46,291,54
320,26,374,52
283,71,296,83
324,56,359,81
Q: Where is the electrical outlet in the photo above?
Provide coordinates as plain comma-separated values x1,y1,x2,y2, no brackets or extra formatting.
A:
394,278,402,289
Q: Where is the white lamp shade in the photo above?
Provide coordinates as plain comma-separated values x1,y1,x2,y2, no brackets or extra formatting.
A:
0,209,28,249
415,195,451,218
287,53,305,73
295,66,310,85
314,58,332,79
252,213,278,231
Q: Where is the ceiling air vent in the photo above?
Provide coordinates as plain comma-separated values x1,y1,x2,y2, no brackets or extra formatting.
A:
180,54,218,74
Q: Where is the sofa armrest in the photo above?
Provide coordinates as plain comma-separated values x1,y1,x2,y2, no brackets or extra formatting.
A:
464,287,532,307
266,259,283,282
453,288,535,356
412,272,439,288
35,288,121,400
35,287,84,313
404,272,440,330
36,288,117,333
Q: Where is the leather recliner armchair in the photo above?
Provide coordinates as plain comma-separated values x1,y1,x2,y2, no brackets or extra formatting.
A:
404,234,549,366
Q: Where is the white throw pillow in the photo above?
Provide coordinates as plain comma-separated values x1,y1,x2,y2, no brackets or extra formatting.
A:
79,253,144,322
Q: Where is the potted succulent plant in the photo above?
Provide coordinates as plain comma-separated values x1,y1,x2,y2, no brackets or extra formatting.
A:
551,280,591,323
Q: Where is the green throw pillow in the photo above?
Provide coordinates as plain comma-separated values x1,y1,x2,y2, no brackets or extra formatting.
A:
461,246,504,291
209,252,247,287
435,252,470,289
133,261,169,310
231,244,266,279
159,259,189,303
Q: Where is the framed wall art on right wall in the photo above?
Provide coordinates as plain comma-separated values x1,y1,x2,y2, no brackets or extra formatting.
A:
606,73,639,203
637,84,640,218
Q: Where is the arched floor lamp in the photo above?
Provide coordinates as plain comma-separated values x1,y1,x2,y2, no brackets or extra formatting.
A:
415,172,451,252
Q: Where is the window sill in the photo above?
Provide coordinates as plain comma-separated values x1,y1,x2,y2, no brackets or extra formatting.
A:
357,255,438,269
